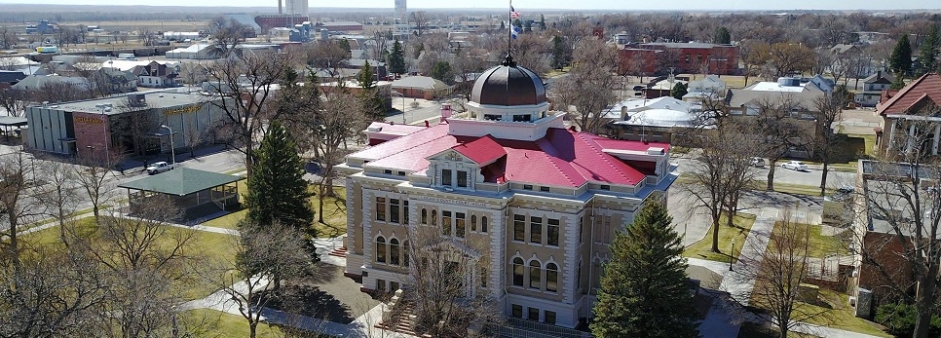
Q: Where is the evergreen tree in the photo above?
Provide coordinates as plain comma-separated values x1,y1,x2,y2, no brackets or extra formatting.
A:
358,61,386,121
358,60,376,89
714,26,731,45
499,21,505,31
918,24,939,76
389,39,407,74
591,202,699,338
552,36,566,70
244,121,316,242
430,61,453,85
523,20,533,33
513,18,522,31
670,82,688,100
890,34,913,77
890,73,907,90
540,14,546,30
338,39,352,57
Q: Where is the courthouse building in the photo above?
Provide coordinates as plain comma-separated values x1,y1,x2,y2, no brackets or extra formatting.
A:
338,57,677,328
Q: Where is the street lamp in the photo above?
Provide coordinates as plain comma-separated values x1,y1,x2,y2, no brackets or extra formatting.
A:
160,125,176,165
729,238,735,271
99,107,110,168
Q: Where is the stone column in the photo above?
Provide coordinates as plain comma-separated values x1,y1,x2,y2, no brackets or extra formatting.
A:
345,179,356,253
562,214,580,305
908,123,916,152
888,119,897,151
362,190,375,269
490,209,506,300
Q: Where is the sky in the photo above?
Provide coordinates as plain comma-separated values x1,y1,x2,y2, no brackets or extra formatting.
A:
3,0,939,11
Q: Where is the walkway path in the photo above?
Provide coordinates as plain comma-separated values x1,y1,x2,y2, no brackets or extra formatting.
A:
689,207,883,338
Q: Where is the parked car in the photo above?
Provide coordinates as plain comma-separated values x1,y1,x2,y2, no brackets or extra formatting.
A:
750,157,765,168
146,161,173,175
782,161,808,171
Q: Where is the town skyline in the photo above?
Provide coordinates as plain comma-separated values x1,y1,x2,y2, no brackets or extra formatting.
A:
0,0,939,11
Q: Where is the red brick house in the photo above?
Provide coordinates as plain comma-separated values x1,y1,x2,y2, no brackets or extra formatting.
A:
618,43,739,76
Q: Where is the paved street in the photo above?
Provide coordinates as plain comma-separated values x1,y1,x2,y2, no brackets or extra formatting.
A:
671,155,858,189
383,99,442,126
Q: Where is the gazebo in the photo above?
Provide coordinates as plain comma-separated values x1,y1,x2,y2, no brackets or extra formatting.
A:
0,116,27,142
118,168,243,221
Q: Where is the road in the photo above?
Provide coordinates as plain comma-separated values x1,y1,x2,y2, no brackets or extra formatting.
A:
670,155,857,189
384,100,443,126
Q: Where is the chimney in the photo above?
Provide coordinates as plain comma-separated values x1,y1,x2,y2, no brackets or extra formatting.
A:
439,103,452,123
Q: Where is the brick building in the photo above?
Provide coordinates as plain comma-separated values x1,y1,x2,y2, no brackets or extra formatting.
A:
618,43,739,76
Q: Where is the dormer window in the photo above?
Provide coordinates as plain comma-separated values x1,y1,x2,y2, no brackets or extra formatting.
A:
442,169,453,185
457,171,468,187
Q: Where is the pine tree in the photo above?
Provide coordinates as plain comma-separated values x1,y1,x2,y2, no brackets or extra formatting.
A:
523,20,533,33
540,14,546,31
918,24,939,76
357,60,386,121
591,202,699,338
670,82,688,100
430,61,453,85
890,34,913,77
244,121,316,241
714,27,731,45
499,21,505,31
358,60,376,89
552,36,566,70
389,39,407,75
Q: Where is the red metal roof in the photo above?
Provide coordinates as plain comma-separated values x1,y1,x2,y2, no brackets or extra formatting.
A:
877,73,941,116
353,125,664,187
451,135,506,165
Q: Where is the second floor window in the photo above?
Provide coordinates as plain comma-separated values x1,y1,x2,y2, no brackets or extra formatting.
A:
390,199,400,224
442,211,452,236
457,170,468,187
548,219,560,246
530,217,543,244
442,169,453,186
513,215,525,241
376,197,386,221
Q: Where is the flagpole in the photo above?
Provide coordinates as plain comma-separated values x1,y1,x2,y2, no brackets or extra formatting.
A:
507,0,512,59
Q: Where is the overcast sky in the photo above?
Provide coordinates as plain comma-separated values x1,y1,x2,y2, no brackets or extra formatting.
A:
3,0,938,10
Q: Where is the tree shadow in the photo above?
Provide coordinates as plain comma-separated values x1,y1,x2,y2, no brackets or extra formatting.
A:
259,284,355,324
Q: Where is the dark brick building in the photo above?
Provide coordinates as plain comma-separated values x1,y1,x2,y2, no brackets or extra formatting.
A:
618,43,739,76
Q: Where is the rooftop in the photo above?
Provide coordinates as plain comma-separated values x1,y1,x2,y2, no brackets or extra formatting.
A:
877,73,941,116
52,91,208,115
118,168,243,196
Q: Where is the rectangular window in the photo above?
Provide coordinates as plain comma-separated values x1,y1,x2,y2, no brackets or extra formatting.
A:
578,218,584,243
548,218,560,246
456,212,466,238
376,197,386,221
528,307,540,321
484,114,502,121
457,170,468,187
513,114,532,122
600,185,610,191
529,264,541,289
481,216,489,233
384,169,392,175
390,281,400,292
390,199,400,224
397,171,406,176
377,279,387,292
539,186,550,192
513,215,525,241
523,184,533,190
544,311,556,325
530,217,542,244
480,267,488,288
404,201,409,223
547,268,558,292
442,211,452,236
511,304,523,318
442,169,452,186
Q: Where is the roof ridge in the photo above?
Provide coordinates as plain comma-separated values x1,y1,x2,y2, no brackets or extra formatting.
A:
878,73,938,115
574,132,632,182
535,138,579,186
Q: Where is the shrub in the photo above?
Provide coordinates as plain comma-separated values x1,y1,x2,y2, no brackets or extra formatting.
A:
874,303,941,337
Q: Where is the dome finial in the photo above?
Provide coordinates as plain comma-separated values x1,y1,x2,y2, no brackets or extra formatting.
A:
502,55,517,67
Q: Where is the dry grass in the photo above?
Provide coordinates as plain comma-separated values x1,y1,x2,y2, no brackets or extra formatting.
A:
178,309,286,338
683,213,757,263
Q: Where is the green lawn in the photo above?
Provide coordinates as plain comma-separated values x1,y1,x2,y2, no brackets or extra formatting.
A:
794,289,892,337
767,182,835,197
771,222,850,258
684,213,757,263
178,309,287,338
198,181,348,238
23,217,239,301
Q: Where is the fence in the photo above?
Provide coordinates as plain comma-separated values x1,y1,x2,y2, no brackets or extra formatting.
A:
491,318,594,338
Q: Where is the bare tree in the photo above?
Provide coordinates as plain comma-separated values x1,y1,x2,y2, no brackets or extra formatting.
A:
859,106,941,338
112,98,159,157
0,26,15,50
813,88,846,196
305,91,367,218
682,124,758,253
400,225,500,336
204,51,294,177
184,119,202,158
550,38,618,134
35,159,80,246
0,151,43,269
752,94,812,191
450,50,487,101
0,88,27,118
306,41,351,82
511,33,551,76
739,208,827,338
72,156,115,223
410,11,429,37
210,223,314,338
769,42,817,77
208,16,253,58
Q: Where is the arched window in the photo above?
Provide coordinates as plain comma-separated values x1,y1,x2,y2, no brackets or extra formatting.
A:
546,263,559,292
376,236,386,263
471,215,477,232
481,216,488,233
512,258,524,286
421,209,427,224
529,261,541,289
389,238,400,265
403,241,410,267
431,210,437,226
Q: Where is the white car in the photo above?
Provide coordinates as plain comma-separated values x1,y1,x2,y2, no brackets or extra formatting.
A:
147,161,174,175
782,161,808,172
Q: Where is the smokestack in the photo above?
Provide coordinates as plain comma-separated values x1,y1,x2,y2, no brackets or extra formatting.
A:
278,0,282,14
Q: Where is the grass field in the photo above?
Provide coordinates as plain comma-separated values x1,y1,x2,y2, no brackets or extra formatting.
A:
179,309,287,338
200,181,348,238
770,221,850,258
23,216,238,301
684,213,757,263
748,287,892,338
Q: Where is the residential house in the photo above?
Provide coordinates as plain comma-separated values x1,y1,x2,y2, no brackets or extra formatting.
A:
166,44,219,60
603,96,714,145
875,73,941,156
95,68,138,93
854,71,893,107
391,76,451,100
683,74,727,104
0,71,27,90
338,56,676,329
131,61,180,88
12,74,91,92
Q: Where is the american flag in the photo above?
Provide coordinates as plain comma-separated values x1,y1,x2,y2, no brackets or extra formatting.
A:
510,5,521,19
